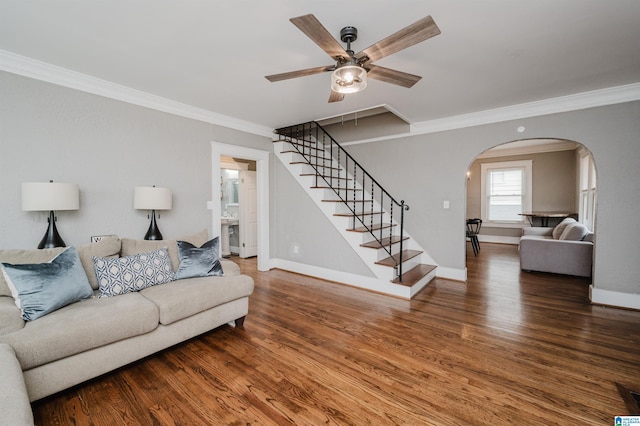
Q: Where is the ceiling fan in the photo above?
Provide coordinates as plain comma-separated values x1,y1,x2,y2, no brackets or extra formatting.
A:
265,14,441,103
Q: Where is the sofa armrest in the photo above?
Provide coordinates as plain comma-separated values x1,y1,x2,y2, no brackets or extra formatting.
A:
0,343,34,425
521,227,554,237
519,236,593,277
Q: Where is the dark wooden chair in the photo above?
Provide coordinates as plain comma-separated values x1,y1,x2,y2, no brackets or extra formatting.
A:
466,218,482,256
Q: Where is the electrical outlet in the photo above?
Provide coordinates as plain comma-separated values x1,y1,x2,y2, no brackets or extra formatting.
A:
91,234,116,243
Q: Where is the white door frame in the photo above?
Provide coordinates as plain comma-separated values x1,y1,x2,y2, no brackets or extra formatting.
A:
211,142,270,271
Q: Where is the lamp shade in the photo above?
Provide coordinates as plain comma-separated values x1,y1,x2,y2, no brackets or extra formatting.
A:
22,182,79,211
331,65,367,94
134,187,172,210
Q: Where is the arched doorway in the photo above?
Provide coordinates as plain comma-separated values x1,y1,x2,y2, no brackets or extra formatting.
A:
465,138,596,266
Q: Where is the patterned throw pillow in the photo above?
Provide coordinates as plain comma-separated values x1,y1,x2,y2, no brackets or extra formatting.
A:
93,248,175,297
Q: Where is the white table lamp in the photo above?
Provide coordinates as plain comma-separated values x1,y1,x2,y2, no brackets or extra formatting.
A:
22,181,80,248
134,186,172,240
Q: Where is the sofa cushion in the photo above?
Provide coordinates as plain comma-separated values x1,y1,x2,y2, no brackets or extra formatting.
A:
77,236,121,290
121,229,209,271
0,291,159,370
0,343,34,426
140,274,254,325
552,217,576,240
559,222,590,241
94,248,175,297
1,247,94,321
175,237,223,280
219,259,240,277
0,296,24,336
0,247,66,297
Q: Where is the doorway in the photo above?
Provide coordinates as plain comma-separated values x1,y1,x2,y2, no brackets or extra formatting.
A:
211,142,270,271
465,138,596,249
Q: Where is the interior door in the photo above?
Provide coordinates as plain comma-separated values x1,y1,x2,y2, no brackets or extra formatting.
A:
239,170,258,258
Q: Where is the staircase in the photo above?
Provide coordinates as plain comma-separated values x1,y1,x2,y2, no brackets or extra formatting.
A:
273,121,437,299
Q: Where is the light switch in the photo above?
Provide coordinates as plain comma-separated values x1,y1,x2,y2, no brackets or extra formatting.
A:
443,200,450,209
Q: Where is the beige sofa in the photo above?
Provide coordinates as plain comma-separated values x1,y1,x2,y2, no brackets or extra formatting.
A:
519,218,594,277
0,231,254,425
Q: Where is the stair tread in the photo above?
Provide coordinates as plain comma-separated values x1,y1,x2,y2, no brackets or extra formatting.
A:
322,199,374,203
281,150,332,160
347,223,396,232
301,174,351,181
375,249,423,267
274,138,317,145
311,186,362,191
334,211,383,217
290,162,341,171
360,235,409,248
391,264,437,286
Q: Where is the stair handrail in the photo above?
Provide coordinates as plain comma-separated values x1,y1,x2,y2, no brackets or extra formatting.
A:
275,121,410,282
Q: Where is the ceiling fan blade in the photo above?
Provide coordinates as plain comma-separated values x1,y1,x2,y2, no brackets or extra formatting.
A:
265,65,334,82
356,15,441,64
366,65,422,88
290,14,349,60
328,90,345,103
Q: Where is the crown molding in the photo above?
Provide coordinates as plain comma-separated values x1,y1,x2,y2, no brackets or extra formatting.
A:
0,49,274,138
342,82,640,146
2,49,639,143
476,139,579,159
411,82,640,135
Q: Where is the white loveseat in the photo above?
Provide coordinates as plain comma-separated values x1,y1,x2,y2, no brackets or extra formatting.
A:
519,218,594,277
0,230,254,425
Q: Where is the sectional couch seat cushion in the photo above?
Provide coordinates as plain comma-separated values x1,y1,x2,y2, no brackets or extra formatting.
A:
141,273,253,326
0,291,159,370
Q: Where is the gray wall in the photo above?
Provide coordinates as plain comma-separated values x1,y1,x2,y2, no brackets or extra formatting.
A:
342,101,640,295
466,150,577,237
1,70,639,298
0,72,271,248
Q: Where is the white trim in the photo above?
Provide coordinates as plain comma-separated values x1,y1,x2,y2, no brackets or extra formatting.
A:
211,142,270,271
476,140,578,159
590,286,640,310
2,49,639,145
341,82,640,146
435,266,467,282
0,49,273,138
477,235,520,245
480,159,533,225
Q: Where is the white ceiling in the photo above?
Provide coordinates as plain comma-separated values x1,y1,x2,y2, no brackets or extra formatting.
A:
1,0,640,131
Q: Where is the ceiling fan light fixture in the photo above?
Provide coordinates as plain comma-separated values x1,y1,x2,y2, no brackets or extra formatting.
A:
331,64,367,94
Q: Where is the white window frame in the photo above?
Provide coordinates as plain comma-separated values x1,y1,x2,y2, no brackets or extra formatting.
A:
480,160,533,228
578,151,596,231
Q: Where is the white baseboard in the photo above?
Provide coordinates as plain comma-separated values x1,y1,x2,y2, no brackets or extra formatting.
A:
436,266,467,282
477,235,520,245
270,258,408,298
589,286,640,310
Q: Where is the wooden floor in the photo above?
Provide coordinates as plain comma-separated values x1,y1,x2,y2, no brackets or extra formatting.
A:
32,243,640,425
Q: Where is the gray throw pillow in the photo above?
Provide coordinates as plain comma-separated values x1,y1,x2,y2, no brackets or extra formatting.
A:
93,247,175,297
1,246,94,321
552,217,576,240
559,222,589,241
175,237,224,280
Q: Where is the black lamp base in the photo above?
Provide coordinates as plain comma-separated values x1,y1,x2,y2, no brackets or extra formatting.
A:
38,211,66,249
144,210,163,240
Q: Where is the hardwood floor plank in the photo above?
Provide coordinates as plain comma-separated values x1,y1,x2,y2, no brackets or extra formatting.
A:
31,244,640,425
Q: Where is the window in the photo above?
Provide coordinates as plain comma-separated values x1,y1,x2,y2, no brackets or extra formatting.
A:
480,160,532,226
578,151,596,230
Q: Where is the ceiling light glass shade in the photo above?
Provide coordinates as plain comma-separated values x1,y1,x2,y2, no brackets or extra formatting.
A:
22,182,80,211
134,187,172,210
331,65,367,94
